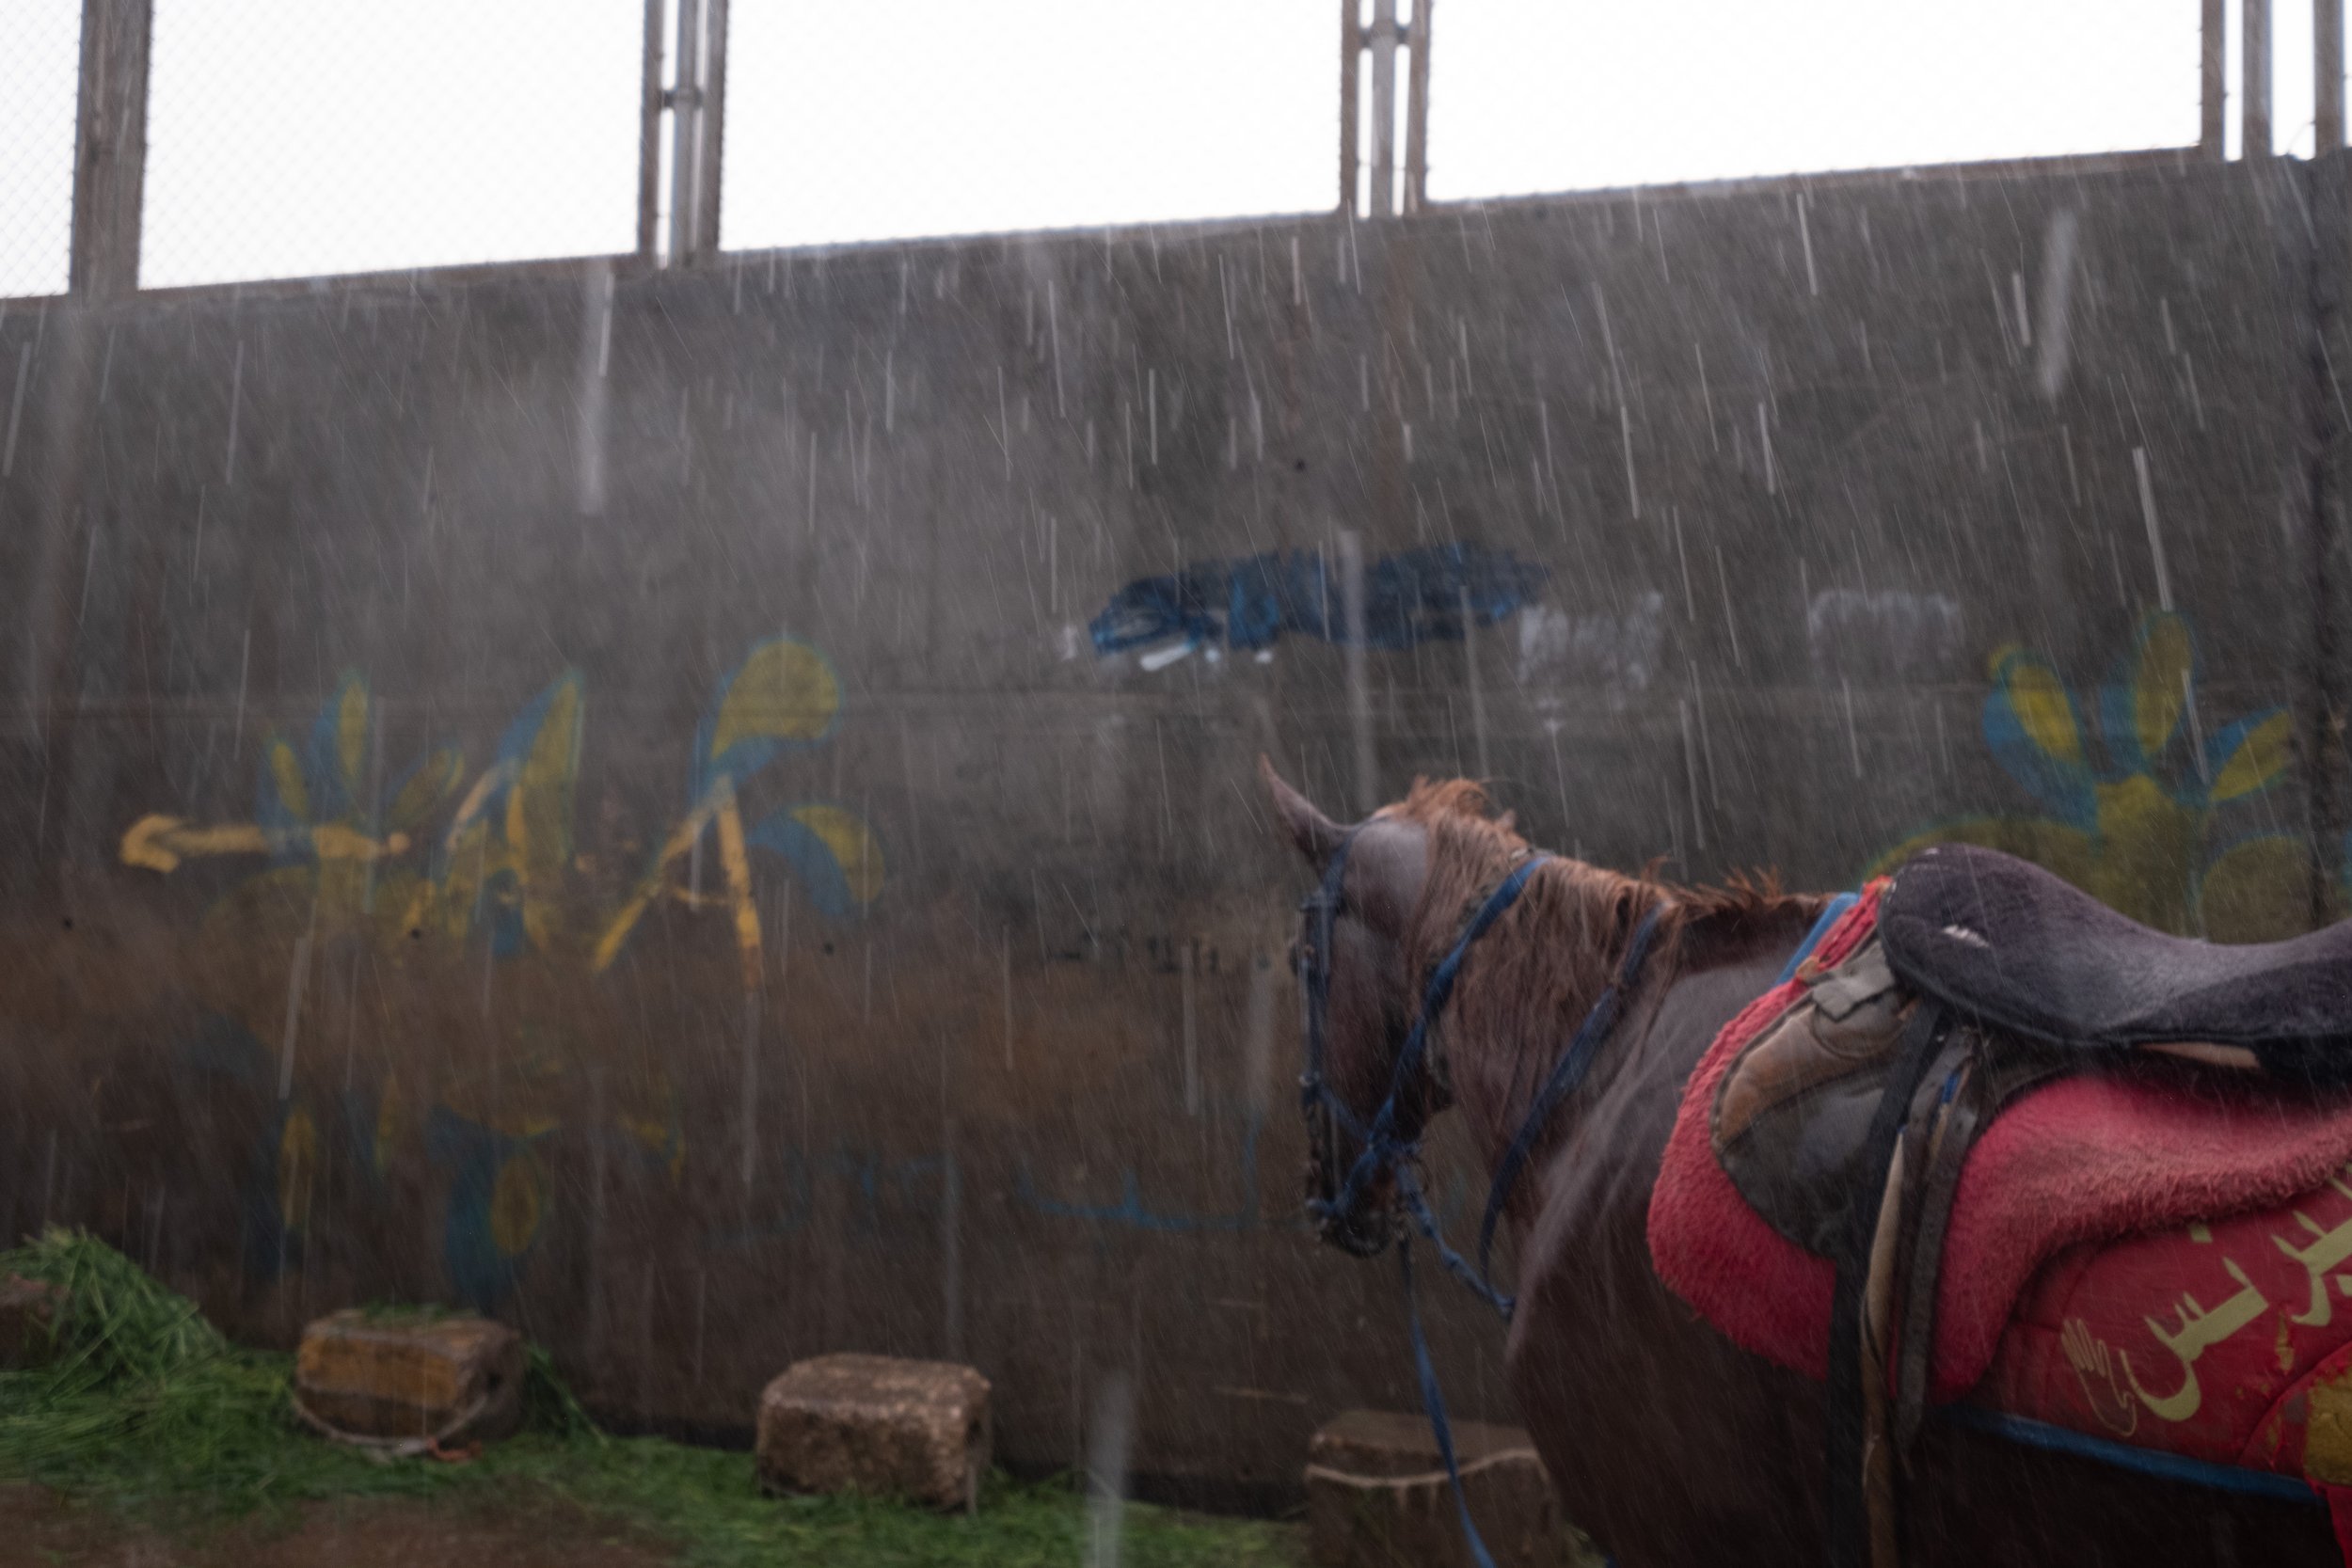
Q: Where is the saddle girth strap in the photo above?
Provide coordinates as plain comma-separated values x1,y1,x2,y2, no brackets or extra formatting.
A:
1825,1000,1950,1568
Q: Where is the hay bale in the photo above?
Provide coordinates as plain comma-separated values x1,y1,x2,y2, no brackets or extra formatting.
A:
1306,1409,1589,1568
293,1308,523,1449
0,1275,60,1369
755,1353,991,1510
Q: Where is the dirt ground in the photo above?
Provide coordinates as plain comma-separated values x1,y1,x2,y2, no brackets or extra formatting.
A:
0,1484,676,1568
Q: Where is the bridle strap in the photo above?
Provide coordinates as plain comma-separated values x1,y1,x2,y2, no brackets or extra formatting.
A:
1298,826,1366,1137
1473,900,1666,1294
1325,851,1555,1224
1302,834,1669,1320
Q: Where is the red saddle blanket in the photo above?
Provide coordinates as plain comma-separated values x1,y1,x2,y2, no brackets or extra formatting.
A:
1648,885,2352,1491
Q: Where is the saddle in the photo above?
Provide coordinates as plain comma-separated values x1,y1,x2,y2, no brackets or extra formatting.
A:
1718,846,2352,1246
1710,845,2352,1568
1881,844,2352,1080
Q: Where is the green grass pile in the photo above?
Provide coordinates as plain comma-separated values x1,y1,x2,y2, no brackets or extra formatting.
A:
0,1229,1297,1566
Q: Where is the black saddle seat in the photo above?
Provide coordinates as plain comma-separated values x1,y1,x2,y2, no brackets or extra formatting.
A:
1879,844,2352,1081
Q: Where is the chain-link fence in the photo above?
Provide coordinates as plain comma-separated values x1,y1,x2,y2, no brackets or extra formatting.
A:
1428,0,2208,197
0,0,644,298
0,1,82,300
0,2,2328,302
719,0,1330,252
140,0,643,289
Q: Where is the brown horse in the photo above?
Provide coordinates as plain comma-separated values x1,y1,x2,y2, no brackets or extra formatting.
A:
1260,760,2341,1567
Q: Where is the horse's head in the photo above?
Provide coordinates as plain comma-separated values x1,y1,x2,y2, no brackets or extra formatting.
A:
1258,756,1436,1258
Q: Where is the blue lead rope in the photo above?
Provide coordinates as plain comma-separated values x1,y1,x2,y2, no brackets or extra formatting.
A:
1401,1236,1504,1568
1395,1166,1512,1314
1302,844,1662,1568
1393,901,1664,1568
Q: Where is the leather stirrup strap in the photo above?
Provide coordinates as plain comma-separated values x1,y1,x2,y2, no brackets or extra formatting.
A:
1826,1000,1949,1568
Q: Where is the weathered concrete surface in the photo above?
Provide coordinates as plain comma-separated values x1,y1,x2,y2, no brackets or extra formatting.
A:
756,1353,990,1508
0,150,2347,1499
293,1309,524,1444
1306,1408,1582,1568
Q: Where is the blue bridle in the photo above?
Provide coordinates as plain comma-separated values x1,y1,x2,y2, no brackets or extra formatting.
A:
1298,827,1666,1303
1295,825,1665,1568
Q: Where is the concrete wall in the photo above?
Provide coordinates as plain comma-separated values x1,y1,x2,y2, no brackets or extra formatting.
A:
2,150,2346,1499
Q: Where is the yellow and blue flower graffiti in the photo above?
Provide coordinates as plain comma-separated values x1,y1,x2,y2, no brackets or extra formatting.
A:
120,636,881,1309
1878,611,2322,942
593,637,882,986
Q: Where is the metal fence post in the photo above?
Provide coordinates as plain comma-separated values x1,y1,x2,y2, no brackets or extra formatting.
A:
2321,0,2344,153
1368,0,1397,216
662,0,728,265
68,0,152,299
2201,0,2226,160
1339,0,1359,214
668,0,703,263
693,0,728,260
639,0,664,264
2247,0,2274,159
1405,0,1431,214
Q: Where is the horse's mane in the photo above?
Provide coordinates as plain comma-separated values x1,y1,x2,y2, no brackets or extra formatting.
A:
1384,777,1824,1131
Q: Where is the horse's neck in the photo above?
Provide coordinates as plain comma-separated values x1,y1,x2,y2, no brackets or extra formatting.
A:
1445,895,1815,1199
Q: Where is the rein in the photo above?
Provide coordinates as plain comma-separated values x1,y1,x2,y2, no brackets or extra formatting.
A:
1298,832,1666,1568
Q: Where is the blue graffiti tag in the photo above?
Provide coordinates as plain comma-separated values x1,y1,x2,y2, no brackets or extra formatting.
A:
1089,544,1548,657
1010,1111,1266,1233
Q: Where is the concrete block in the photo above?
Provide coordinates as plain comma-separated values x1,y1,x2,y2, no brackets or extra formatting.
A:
756,1353,992,1510
0,1275,60,1369
1306,1409,1591,1568
293,1308,524,1446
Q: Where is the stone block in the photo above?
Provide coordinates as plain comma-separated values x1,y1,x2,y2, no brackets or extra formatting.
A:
0,1275,60,1369
1306,1408,1591,1568
755,1353,992,1510
293,1309,524,1447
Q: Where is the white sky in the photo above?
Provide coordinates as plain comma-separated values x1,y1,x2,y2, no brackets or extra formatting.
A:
0,1,2334,297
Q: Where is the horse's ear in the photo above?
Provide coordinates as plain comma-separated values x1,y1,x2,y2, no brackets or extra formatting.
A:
1258,754,1347,867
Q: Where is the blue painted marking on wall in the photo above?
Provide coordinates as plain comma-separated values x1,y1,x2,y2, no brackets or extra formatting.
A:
743,809,863,920
702,1114,1275,1242
429,1110,514,1311
1089,545,1548,657
1011,1112,1267,1233
700,1147,956,1248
